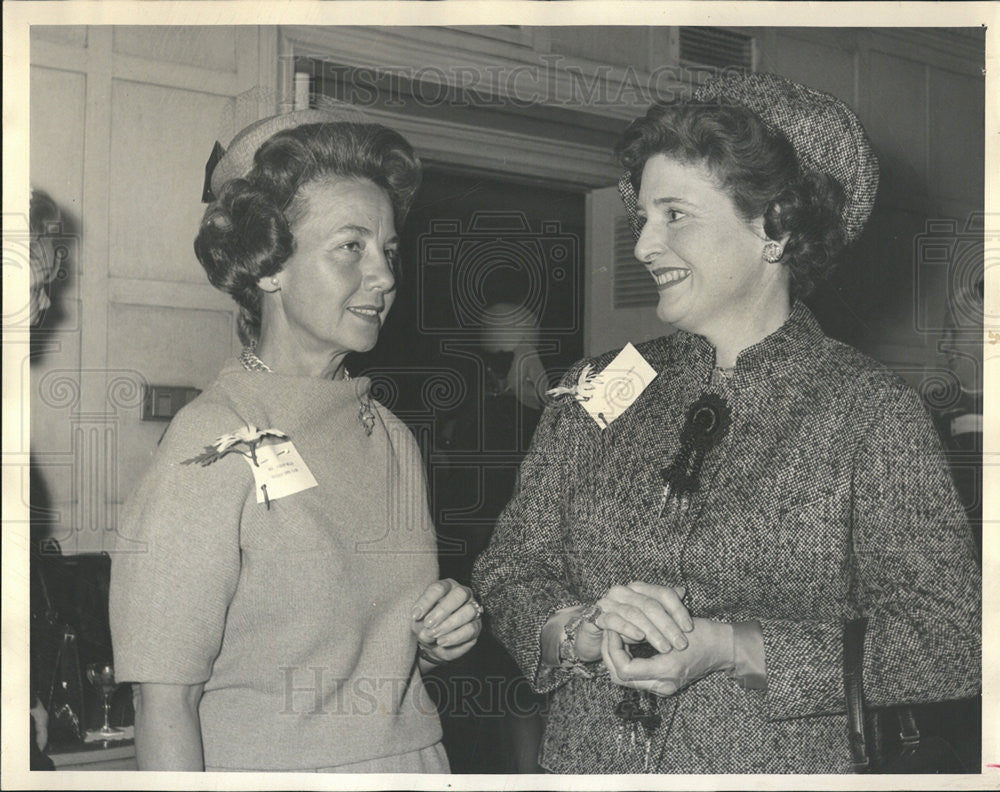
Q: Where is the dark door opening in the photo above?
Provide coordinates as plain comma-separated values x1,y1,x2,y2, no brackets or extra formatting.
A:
348,166,586,773
351,163,585,564
352,166,586,397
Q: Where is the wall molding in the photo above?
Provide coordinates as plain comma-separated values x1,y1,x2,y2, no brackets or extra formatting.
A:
109,277,237,313
112,52,242,98
276,25,651,188
279,25,688,124
29,38,89,73
359,104,619,188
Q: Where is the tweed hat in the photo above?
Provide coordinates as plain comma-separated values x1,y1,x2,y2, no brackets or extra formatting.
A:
204,104,367,202
617,71,879,244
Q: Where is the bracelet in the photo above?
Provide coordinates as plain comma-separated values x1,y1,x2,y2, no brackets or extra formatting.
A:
560,615,585,664
559,602,603,676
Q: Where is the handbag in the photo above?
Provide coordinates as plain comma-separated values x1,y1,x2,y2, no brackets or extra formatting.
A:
843,617,968,773
44,624,87,743
32,555,86,743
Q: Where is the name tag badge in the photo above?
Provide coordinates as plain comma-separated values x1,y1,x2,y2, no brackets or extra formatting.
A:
243,439,318,504
578,342,658,430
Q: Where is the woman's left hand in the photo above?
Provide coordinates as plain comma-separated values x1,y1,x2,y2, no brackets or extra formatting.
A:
411,578,483,664
601,617,734,697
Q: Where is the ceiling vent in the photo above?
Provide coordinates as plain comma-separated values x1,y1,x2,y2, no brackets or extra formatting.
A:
612,216,657,309
679,27,755,71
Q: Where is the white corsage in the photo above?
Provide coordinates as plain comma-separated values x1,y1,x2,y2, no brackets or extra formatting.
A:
546,363,598,402
182,424,288,468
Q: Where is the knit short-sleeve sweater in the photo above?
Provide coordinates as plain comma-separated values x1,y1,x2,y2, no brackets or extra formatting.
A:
109,360,443,770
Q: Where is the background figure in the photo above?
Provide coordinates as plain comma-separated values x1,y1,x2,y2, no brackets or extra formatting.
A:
433,302,550,772
29,189,115,764
934,275,984,556
480,302,550,412
28,187,66,770
28,189,63,326
919,273,985,772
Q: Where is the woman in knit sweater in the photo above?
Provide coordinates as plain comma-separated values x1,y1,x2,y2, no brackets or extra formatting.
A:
110,112,482,772
472,72,981,772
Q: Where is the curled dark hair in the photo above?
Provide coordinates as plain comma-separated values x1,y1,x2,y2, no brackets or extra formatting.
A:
617,102,845,298
194,122,422,344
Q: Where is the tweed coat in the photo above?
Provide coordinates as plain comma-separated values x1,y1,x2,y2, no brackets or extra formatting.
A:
471,301,981,773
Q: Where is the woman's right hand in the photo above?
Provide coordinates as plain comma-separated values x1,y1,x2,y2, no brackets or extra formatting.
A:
574,582,693,662
30,697,48,752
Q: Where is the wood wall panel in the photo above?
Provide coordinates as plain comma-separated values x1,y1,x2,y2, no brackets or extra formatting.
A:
29,297,84,457
548,27,653,70
929,69,985,212
107,303,235,508
108,303,234,392
29,25,253,553
866,51,930,200
112,26,239,73
29,63,87,539
29,66,85,220
764,31,856,107
108,79,234,282
32,26,88,48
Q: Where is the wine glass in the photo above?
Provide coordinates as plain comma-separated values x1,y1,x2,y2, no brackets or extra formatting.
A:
85,662,124,738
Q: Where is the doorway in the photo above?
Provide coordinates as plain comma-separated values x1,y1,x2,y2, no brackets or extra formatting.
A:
354,165,586,395
349,165,585,773
351,163,585,569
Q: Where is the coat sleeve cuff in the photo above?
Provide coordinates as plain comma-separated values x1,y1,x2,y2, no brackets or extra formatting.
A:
759,619,844,721
727,620,768,690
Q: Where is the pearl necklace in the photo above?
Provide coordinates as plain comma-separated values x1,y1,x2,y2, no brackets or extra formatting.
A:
239,344,375,435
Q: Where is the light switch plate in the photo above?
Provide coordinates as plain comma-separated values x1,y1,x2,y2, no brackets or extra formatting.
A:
141,385,201,421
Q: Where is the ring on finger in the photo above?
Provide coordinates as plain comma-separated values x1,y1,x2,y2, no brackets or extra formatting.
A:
469,600,484,619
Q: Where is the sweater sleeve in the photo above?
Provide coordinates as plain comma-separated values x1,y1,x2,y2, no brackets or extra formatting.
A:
759,384,981,721
471,365,588,694
109,400,250,685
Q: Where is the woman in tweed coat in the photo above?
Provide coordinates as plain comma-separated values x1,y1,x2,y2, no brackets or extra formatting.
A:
471,72,981,773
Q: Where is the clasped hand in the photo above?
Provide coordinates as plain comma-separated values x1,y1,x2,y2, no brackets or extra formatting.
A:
575,582,733,696
601,617,734,696
411,578,482,664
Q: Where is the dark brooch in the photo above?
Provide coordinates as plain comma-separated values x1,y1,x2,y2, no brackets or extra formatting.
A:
659,392,732,519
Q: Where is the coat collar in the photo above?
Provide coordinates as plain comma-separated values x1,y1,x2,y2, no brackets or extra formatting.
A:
667,300,825,380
